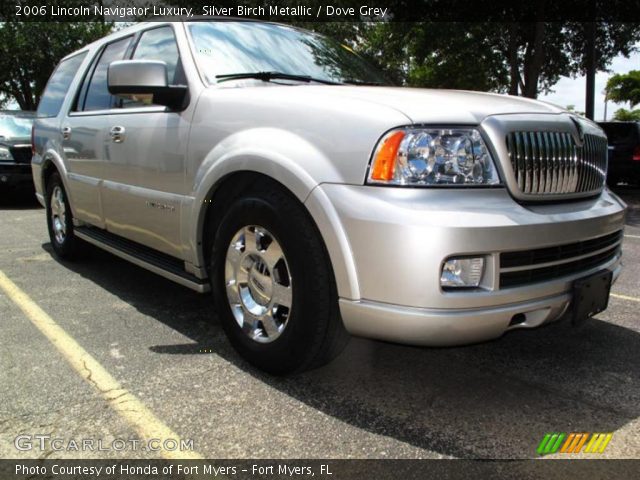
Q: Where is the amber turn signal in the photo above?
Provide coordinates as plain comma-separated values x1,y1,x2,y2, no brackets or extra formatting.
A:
370,130,405,181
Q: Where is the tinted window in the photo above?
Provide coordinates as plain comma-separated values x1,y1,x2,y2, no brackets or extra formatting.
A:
37,53,87,117
133,26,182,84
119,27,183,108
83,37,132,111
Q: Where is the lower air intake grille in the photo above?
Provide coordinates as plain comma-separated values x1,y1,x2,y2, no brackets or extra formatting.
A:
500,230,622,288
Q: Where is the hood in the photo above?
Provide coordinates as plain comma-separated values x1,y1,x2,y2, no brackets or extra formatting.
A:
215,84,565,125
302,86,565,124
0,136,31,147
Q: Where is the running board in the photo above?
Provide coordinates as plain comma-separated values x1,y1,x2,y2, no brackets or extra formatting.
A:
75,226,210,293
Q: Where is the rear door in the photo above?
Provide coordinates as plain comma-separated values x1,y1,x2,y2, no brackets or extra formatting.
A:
63,36,133,227
35,51,88,210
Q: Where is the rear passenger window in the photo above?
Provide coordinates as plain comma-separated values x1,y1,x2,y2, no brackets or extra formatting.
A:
81,37,132,111
37,53,87,118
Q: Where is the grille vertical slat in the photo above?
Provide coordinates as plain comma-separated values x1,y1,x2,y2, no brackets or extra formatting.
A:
563,133,573,193
576,137,586,192
550,133,558,193
557,133,565,193
570,139,578,191
585,138,595,190
530,132,539,193
555,133,563,193
536,132,545,193
543,132,552,193
523,132,532,193
506,131,607,197
584,135,591,191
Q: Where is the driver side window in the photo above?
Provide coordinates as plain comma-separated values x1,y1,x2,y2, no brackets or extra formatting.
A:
121,26,184,109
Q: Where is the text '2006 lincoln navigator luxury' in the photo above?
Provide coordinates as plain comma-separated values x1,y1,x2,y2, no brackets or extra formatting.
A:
32,21,627,374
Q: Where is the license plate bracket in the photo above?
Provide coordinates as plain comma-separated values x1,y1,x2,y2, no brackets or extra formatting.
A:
572,270,613,325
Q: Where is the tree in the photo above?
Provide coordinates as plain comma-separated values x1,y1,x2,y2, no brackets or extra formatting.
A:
566,105,586,116
613,108,640,121
0,22,112,110
166,0,640,98
606,71,640,108
344,22,640,98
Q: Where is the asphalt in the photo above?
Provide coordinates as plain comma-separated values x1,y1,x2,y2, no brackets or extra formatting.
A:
0,186,639,461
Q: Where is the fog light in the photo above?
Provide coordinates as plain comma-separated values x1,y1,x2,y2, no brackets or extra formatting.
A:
441,257,484,288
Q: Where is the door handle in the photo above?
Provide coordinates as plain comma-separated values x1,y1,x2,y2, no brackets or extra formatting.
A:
110,126,126,143
61,126,72,140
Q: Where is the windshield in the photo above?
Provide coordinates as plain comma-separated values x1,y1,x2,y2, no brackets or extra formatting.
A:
187,21,387,86
0,114,34,139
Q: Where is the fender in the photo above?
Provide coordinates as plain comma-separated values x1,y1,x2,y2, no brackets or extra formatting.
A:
36,143,75,213
186,127,360,300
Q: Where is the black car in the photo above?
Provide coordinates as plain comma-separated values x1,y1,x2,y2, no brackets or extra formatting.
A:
598,121,640,186
0,110,35,190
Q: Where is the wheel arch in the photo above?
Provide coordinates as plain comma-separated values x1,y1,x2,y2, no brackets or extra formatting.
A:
193,168,360,301
40,150,77,216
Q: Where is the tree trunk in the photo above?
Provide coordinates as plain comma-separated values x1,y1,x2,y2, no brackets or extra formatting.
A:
522,22,546,98
508,23,519,96
585,22,596,119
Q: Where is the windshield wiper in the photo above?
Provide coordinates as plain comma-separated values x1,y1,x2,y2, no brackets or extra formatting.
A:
215,71,339,85
342,79,384,86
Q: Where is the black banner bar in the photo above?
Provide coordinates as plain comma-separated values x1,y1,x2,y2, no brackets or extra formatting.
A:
2,459,640,480
2,0,640,22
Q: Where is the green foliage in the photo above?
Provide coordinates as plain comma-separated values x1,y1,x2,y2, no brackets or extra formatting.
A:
613,108,640,121
606,70,640,108
566,105,586,116
0,21,112,110
303,21,640,99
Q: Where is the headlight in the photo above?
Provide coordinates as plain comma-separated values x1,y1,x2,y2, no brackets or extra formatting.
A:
0,146,13,161
367,128,501,186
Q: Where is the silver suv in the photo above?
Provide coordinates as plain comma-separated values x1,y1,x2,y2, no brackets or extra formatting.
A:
32,21,627,374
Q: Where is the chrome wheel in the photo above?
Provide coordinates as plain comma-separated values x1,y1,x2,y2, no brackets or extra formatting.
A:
50,185,67,244
224,225,292,343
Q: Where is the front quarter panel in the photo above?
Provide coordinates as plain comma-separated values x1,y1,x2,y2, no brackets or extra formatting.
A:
186,87,411,269
187,127,344,270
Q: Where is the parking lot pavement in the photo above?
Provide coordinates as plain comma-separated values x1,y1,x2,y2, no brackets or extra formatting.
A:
1,188,639,460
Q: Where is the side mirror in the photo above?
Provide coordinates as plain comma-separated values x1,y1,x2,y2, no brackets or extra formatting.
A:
107,60,188,110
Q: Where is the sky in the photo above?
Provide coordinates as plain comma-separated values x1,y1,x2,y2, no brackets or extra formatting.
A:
539,45,640,121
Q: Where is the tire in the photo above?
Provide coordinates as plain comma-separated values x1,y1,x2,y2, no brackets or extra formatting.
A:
45,172,83,260
210,183,349,375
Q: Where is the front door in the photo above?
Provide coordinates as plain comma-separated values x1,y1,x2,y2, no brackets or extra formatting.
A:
99,25,188,258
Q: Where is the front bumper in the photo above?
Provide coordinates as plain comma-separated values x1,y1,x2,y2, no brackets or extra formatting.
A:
307,185,626,346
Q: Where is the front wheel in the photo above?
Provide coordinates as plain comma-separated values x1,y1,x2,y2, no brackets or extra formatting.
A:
210,184,349,375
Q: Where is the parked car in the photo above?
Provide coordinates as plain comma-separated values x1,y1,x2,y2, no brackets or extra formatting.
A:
598,121,640,186
32,21,626,374
0,110,35,190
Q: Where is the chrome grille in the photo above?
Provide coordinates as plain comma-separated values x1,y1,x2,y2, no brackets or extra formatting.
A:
506,132,607,196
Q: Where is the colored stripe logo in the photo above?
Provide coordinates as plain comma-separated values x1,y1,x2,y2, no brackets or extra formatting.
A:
537,433,612,455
